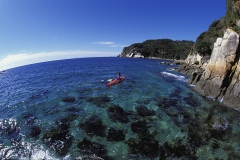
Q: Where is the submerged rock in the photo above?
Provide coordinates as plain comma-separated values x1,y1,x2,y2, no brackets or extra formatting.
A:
131,120,151,136
79,115,106,137
106,127,125,141
126,136,159,158
183,92,201,107
24,117,37,125
55,114,77,130
65,106,80,113
77,138,107,157
107,105,129,123
29,125,41,138
156,97,178,109
62,96,76,103
136,105,155,117
22,113,37,125
86,95,111,107
165,106,179,116
169,88,182,99
42,128,73,156
209,116,231,139
160,141,194,159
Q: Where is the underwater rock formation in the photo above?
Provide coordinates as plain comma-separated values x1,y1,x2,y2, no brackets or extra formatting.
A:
135,105,155,117
126,136,159,158
106,127,125,141
77,138,107,158
86,95,111,107
42,128,73,156
79,115,106,137
29,125,41,138
62,96,76,103
107,104,130,123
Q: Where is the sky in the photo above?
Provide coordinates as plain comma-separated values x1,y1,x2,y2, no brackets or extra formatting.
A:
0,0,226,71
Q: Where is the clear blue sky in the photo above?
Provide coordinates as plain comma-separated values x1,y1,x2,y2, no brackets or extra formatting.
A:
0,0,226,70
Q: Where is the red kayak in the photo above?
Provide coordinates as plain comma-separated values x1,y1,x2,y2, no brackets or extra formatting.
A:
106,76,125,86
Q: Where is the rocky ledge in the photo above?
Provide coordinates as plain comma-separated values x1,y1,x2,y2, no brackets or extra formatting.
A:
176,28,240,110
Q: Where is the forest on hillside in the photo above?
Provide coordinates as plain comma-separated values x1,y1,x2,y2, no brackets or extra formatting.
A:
121,39,194,60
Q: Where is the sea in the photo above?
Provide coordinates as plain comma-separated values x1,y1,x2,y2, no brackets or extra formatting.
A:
0,57,240,159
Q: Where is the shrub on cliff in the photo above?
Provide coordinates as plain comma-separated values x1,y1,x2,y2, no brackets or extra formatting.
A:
226,0,240,28
195,41,212,56
194,18,225,56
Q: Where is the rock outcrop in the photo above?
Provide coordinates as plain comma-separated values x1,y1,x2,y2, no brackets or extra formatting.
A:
185,53,210,70
120,47,144,58
186,28,240,109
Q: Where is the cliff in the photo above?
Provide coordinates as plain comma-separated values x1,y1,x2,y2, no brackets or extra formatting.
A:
188,29,240,109
179,0,240,109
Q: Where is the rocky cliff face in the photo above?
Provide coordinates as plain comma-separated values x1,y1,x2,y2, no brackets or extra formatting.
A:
185,28,240,109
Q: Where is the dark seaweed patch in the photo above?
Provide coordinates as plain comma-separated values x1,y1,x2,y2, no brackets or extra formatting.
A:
107,105,129,123
86,95,111,107
79,115,106,137
62,96,76,103
126,136,159,158
106,127,125,141
77,138,107,158
136,105,155,117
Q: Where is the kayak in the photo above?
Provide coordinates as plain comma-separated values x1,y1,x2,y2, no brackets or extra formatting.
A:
106,76,125,86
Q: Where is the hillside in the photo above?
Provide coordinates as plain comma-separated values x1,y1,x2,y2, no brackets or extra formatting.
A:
120,39,194,60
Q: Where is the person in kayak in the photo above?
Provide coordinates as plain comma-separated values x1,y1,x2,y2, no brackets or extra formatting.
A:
116,72,122,80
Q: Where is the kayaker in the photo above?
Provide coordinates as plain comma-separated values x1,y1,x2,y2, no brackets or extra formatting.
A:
116,72,122,80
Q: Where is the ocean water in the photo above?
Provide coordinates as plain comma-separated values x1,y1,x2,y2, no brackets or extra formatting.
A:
0,57,240,159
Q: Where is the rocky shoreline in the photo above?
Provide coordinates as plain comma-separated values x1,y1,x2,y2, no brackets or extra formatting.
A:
175,28,240,110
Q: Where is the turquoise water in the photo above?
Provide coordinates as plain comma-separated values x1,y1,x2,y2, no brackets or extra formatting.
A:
0,57,240,159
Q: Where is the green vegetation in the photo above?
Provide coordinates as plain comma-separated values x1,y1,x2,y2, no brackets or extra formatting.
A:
226,0,240,28
121,39,194,60
194,18,225,56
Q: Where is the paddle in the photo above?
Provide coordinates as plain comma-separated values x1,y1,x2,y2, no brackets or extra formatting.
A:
107,79,113,82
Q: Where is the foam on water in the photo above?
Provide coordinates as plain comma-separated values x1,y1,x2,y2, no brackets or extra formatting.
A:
161,71,188,82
